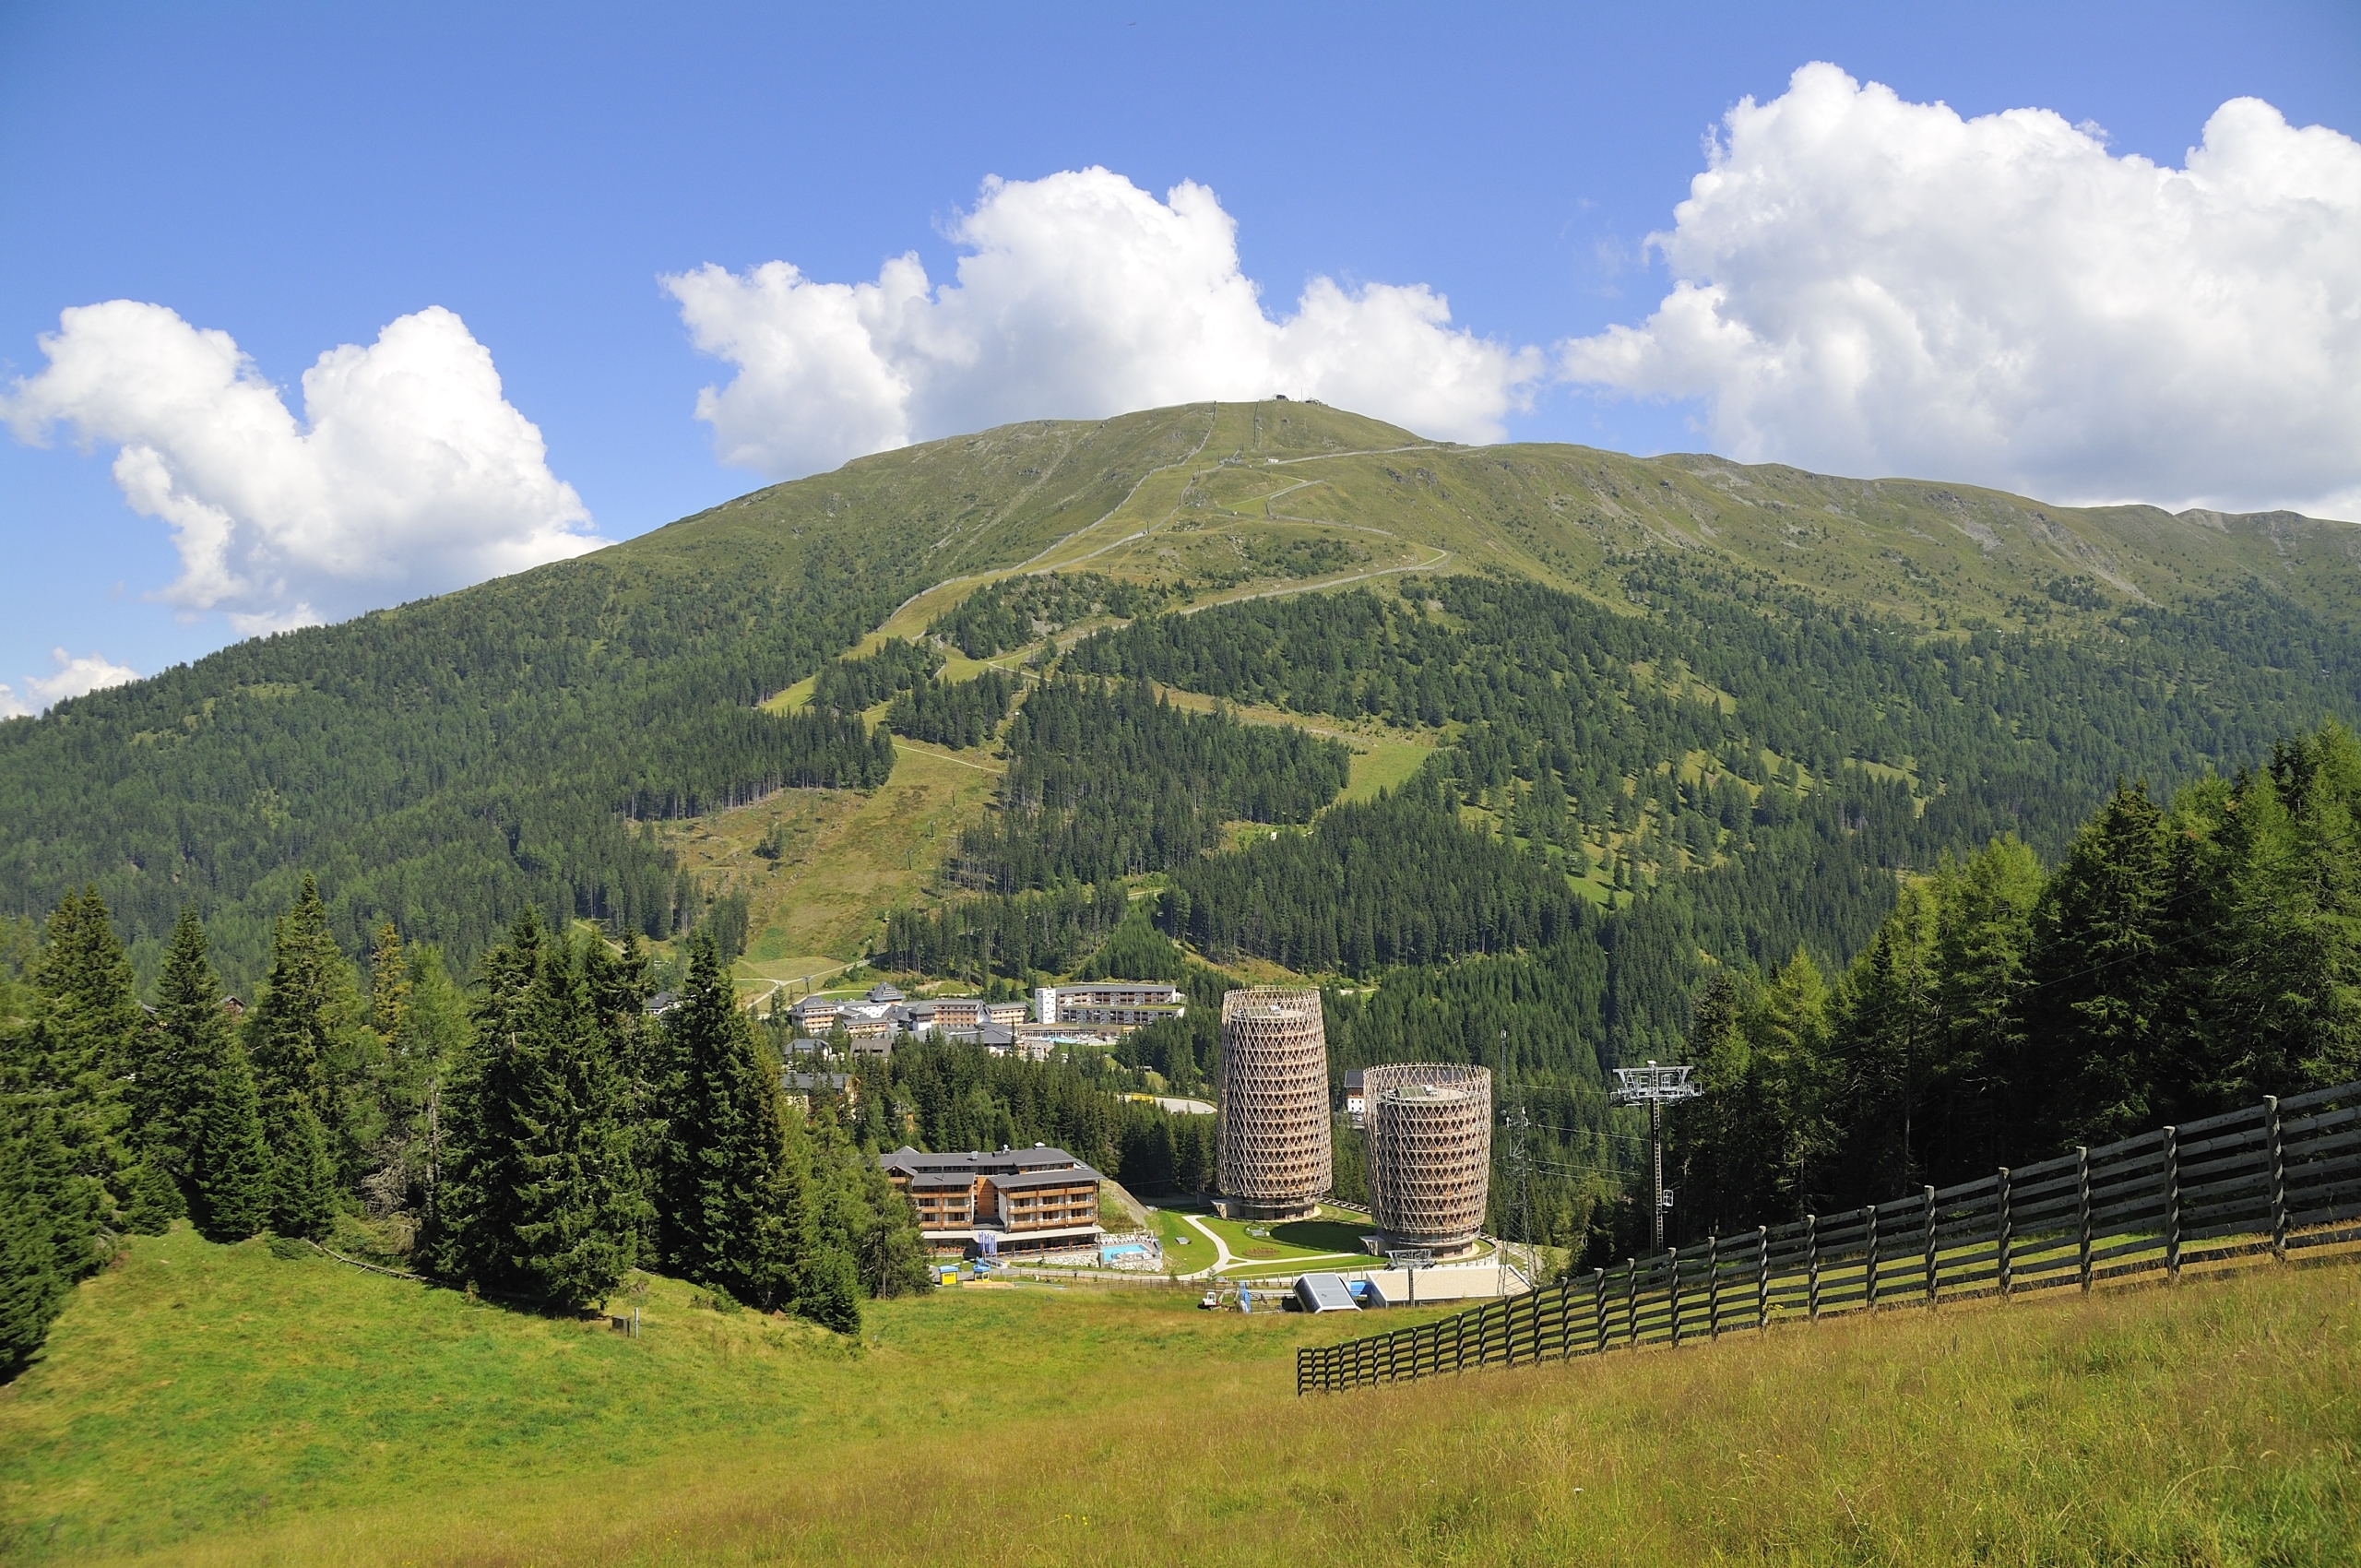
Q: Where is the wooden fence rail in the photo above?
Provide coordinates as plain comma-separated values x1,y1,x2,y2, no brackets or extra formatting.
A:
1297,1082,2361,1396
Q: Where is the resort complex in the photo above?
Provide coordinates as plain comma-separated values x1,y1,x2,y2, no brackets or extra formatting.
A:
878,1145,1106,1253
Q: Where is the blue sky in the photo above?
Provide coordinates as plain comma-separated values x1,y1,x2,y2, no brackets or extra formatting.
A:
2,1,2356,704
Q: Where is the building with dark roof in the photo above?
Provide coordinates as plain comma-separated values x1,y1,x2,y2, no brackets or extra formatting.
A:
879,1145,1104,1252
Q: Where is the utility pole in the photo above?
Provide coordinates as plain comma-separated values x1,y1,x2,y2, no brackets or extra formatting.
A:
1610,1060,1701,1253
1496,1029,1535,1298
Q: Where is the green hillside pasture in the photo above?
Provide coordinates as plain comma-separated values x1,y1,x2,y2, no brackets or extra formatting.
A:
0,1225,1331,1563
1149,684,1438,806
658,742,1003,969
7,1229,2355,1565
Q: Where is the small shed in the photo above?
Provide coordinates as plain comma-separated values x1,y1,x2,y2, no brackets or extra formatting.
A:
1294,1272,1360,1314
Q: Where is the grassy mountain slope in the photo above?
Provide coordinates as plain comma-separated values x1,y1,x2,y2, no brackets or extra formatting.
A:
4,1224,2353,1564
2,399,2355,991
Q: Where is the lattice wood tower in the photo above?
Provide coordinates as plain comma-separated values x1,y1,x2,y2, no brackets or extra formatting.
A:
1217,988,1332,1220
1365,1063,1492,1253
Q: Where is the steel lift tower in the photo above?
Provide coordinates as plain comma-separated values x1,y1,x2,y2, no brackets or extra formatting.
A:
1610,1060,1701,1252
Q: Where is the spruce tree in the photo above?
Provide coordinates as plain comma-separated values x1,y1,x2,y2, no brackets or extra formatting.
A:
244,875,350,1238
586,930,668,1259
0,1099,73,1372
429,912,640,1308
1827,882,1936,1197
192,1040,273,1242
1925,836,2042,1177
24,887,140,1231
658,934,802,1314
2023,781,2178,1146
147,909,234,1205
2208,725,2361,1098
426,910,542,1287
504,938,640,1307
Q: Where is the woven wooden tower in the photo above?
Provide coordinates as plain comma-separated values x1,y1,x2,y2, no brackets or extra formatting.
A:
1365,1063,1492,1254
1217,987,1332,1220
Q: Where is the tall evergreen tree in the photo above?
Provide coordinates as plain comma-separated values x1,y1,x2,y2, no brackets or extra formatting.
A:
0,1098,80,1373
2023,782,2181,1146
2205,727,2361,1098
428,913,640,1308
146,909,234,1204
192,1040,273,1243
1827,883,1937,1198
426,910,542,1287
586,930,668,1260
21,887,143,1231
1924,837,2043,1176
244,875,350,1237
504,937,641,1307
658,934,803,1315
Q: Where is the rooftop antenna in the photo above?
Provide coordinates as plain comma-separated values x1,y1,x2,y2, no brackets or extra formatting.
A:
1610,1060,1701,1252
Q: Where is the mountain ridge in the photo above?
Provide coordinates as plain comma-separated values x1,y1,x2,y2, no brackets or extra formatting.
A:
5,399,2358,989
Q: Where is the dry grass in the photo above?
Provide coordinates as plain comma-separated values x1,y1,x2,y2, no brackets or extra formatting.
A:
657,743,998,970
18,1227,2355,1567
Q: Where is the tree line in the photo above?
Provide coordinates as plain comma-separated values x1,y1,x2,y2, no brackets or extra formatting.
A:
1661,722,2361,1249
879,883,1133,983
870,1038,1218,1203
2,880,931,1374
949,676,1350,893
887,670,1017,751
1067,570,2361,874
0,556,903,996
927,573,1175,659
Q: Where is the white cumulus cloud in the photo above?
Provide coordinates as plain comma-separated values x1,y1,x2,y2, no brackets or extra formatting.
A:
666,168,1544,479
1560,64,2361,518
0,647,141,719
5,303,603,634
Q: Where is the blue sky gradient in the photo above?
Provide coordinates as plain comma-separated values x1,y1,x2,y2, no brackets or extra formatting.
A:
2,1,2355,690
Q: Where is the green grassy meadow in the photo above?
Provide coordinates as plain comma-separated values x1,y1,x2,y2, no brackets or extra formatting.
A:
5,1226,2356,1565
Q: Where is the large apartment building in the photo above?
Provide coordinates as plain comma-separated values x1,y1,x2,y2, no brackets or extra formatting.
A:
1033,981,1187,1029
879,1145,1104,1252
787,985,1025,1051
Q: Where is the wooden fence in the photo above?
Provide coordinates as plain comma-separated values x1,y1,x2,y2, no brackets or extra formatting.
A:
1297,1082,2361,1396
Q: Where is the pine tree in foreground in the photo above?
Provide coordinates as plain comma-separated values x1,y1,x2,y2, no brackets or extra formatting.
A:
504,939,641,1308
658,934,804,1317
0,1100,76,1373
192,1041,273,1243
148,909,234,1204
428,912,640,1309
24,887,141,1232
244,876,348,1239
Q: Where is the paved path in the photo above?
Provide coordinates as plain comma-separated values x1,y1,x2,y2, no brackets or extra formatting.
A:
1178,1213,1234,1280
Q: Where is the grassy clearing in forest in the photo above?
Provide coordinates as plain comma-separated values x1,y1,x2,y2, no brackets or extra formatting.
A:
6,1228,2355,1566
657,744,998,970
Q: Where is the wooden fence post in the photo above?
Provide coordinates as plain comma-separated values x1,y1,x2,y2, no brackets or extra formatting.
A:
2265,1096,2288,1260
2075,1147,2093,1292
2163,1126,2182,1282
1863,1205,1880,1313
1706,1235,1721,1340
1806,1215,1821,1324
1593,1267,1608,1354
1755,1225,1770,1330
1922,1186,1939,1309
1624,1258,1639,1349
1667,1249,1683,1347
1997,1167,2013,1299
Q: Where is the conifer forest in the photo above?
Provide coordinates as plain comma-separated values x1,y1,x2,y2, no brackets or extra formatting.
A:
7,404,2361,1378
